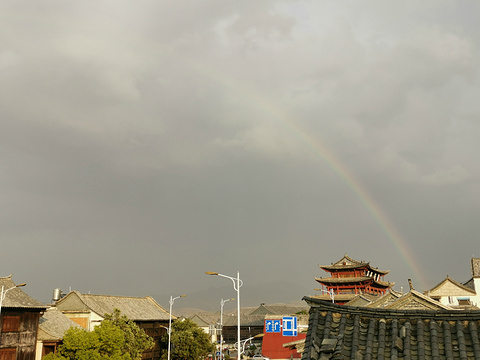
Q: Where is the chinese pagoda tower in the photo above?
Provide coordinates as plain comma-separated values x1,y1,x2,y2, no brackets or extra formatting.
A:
315,254,394,304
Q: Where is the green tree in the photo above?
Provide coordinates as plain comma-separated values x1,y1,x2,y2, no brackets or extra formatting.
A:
44,309,154,360
104,309,155,360
161,318,215,360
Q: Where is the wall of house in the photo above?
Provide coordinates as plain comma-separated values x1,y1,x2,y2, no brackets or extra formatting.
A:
436,278,480,307
470,278,480,306
0,310,42,360
60,311,103,331
437,295,460,306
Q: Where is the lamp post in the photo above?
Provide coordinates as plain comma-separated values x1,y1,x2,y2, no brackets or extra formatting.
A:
168,294,185,360
236,334,265,356
206,272,243,360
219,298,234,360
0,283,26,315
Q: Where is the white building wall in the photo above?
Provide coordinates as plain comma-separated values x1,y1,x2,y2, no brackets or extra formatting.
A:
469,278,480,307
35,341,43,360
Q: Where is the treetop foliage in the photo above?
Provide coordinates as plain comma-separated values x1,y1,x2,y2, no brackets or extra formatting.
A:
160,318,215,360
43,309,154,360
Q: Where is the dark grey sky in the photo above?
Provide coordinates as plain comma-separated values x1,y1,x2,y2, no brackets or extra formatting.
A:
2,1,480,310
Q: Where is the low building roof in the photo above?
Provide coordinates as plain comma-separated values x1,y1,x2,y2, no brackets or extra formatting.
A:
425,276,477,297
222,314,265,327
344,294,380,307
0,275,47,310
189,313,219,327
38,307,83,341
310,293,359,303
249,304,308,316
55,291,170,321
383,290,454,310
302,296,480,360
365,291,402,308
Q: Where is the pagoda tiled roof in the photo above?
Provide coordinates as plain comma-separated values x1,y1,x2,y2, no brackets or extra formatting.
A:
315,276,394,289
319,254,390,275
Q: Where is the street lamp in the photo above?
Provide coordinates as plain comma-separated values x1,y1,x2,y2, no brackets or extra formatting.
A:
219,298,234,360
236,334,265,356
0,283,26,315
206,272,243,360
168,294,185,360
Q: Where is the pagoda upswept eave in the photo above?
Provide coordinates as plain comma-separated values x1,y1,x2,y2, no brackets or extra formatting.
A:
320,263,390,275
319,254,390,275
315,277,394,289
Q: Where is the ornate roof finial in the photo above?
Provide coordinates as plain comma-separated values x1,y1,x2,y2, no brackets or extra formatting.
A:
408,279,414,290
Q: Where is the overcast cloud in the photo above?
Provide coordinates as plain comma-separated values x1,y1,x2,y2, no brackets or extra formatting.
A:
2,1,480,310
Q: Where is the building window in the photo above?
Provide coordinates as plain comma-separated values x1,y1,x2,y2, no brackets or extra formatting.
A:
42,344,56,357
458,298,471,305
1,316,20,332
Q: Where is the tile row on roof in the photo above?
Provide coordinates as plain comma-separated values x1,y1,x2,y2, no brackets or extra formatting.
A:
302,296,480,360
319,254,390,275
0,275,47,309
55,290,171,321
426,276,477,297
315,276,393,288
37,307,83,341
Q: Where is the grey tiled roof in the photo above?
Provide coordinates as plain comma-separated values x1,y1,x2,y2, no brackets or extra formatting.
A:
365,291,402,308
302,296,480,360
189,313,220,327
249,304,308,316
344,294,380,307
38,307,83,341
0,275,47,309
56,291,170,321
425,276,477,297
222,314,265,327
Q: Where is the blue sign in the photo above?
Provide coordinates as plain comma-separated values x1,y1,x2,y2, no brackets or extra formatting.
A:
282,317,297,337
265,319,281,333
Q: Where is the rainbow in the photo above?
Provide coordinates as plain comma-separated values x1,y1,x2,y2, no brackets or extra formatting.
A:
186,59,429,291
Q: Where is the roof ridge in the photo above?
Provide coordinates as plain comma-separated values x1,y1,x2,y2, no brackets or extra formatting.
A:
304,296,480,318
